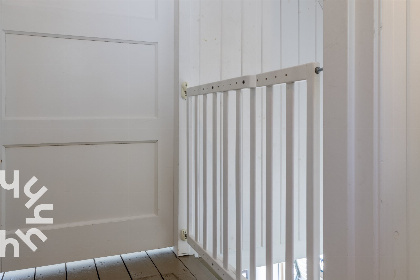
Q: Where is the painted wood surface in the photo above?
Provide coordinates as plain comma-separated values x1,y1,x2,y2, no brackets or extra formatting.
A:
178,0,323,272
121,252,161,280
3,248,222,280
323,0,401,279
0,0,175,271
379,0,407,279
408,1,420,280
35,263,66,280
66,260,98,280
179,255,220,280
95,255,130,280
323,0,354,278
2,268,35,280
147,248,195,280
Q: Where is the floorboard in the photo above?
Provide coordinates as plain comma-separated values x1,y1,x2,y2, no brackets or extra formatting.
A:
1,248,221,280
147,248,195,280
2,268,35,280
121,252,162,280
66,259,98,280
35,263,66,280
179,256,221,280
94,255,130,280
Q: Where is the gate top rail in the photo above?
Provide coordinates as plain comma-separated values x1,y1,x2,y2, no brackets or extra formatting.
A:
186,62,320,97
187,75,256,96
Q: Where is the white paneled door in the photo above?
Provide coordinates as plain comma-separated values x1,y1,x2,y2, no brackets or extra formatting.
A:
0,0,174,271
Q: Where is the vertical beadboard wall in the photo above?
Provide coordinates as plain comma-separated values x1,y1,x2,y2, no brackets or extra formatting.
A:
378,0,407,279
177,0,323,268
407,1,420,279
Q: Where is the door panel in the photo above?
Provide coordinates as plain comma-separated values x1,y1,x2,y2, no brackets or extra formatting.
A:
0,0,174,271
1,0,158,41
5,142,158,230
6,34,157,119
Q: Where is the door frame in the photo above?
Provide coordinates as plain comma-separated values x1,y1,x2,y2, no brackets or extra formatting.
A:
323,0,379,278
174,0,192,256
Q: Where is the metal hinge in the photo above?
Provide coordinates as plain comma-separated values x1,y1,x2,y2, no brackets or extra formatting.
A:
180,229,188,241
181,82,188,100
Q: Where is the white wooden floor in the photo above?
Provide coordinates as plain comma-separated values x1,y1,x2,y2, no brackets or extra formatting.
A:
1,248,221,280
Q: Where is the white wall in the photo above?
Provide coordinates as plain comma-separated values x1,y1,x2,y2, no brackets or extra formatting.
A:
323,0,382,278
378,0,407,279
407,1,420,279
176,0,323,269
324,0,420,279
377,1,420,278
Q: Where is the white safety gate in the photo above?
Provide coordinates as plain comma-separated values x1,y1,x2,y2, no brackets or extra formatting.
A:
186,63,321,280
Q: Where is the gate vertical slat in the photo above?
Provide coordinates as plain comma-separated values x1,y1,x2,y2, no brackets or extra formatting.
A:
203,95,208,250
213,92,219,259
222,91,230,269
235,90,243,279
266,85,274,280
285,82,295,280
195,95,200,241
249,88,257,280
306,65,321,280
187,97,192,237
